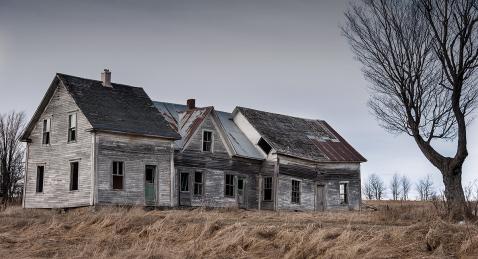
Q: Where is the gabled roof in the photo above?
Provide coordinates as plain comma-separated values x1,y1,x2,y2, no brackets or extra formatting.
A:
154,101,264,160
22,73,181,141
234,107,366,163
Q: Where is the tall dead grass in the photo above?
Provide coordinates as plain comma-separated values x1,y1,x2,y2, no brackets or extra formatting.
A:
0,201,477,258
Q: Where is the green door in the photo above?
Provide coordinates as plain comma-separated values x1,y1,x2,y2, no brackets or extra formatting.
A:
145,165,156,205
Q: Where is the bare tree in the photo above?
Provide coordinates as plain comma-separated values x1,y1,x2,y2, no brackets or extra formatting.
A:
0,111,26,206
416,174,436,200
366,173,386,200
363,177,374,200
343,0,478,220
390,173,401,200
400,175,412,200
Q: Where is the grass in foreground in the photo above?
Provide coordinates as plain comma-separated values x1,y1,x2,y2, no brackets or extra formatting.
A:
0,201,477,258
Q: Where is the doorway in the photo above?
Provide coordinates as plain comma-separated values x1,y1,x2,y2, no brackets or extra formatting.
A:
145,165,156,206
316,185,325,211
237,177,247,208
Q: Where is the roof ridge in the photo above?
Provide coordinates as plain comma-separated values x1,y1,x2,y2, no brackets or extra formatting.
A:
56,73,143,89
237,106,322,121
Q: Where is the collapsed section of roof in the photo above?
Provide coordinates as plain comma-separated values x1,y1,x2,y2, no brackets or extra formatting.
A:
235,107,366,163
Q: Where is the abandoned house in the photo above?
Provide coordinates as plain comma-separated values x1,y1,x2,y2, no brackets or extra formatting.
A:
21,70,366,211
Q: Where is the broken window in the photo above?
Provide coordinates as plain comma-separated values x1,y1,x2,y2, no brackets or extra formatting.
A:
180,172,189,192
112,161,124,190
193,171,203,196
263,177,273,201
225,174,235,197
291,180,301,204
257,138,272,155
202,131,213,152
36,166,44,193
68,113,77,142
340,183,348,204
42,119,50,145
70,162,79,191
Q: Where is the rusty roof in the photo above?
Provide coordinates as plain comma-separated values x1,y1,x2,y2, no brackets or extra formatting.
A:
235,107,366,163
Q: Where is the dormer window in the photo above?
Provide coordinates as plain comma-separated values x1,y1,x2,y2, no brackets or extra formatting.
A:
42,119,50,145
257,137,272,155
202,130,213,152
68,113,77,142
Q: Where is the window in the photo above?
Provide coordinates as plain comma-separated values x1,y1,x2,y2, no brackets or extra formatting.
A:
193,171,203,196
68,113,77,142
202,131,213,152
225,174,235,197
291,180,301,204
180,173,189,192
257,138,272,155
36,166,44,193
340,183,348,204
70,162,79,191
112,161,124,190
263,177,273,201
42,119,50,145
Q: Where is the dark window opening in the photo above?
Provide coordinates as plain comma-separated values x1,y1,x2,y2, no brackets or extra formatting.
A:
70,162,79,191
36,166,44,193
263,177,272,201
291,180,301,204
68,113,77,142
340,183,348,204
202,131,213,152
193,171,203,196
42,119,50,145
145,166,155,183
180,172,189,192
112,161,124,190
225,174,235,197
257,138,272,155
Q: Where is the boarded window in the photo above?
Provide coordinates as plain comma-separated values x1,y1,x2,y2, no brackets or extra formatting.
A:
42,119,50,145
36,166,44,193
202,131,213,152
180,172,189,192
257,138,272,154
340,183,348,204
112,161,124,190
193,171,203,196
291,180,301,204
70,162,79,191
68,113,77,142
225,174,235,197
263,177,273,201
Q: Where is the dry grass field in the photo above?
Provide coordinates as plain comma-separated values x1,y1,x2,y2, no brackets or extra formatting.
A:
0,201,477,258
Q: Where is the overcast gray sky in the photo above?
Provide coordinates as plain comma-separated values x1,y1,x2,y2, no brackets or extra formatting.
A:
1,0,476,198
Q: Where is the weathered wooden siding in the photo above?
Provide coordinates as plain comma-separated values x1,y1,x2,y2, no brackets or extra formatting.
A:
276,174,316,211
24,82,93,208
183,115,229,154
96,133,174,206
323,169,361,210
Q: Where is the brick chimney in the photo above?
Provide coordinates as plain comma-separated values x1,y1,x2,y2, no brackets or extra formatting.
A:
187,99,196,110
101,69,112,87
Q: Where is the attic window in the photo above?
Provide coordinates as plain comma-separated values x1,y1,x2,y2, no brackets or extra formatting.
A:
257,138,272,155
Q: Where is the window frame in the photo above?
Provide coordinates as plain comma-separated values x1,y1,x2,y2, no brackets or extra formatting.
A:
257,137,272,155
291,179,301,204
42,118,51,145
70,161,79,191
201,130,214,152
339,182,348,205
262,176,273,201
193,171,204,196
112,161,124,190
68,113,77,143
36,165,45,193
224,174,235,197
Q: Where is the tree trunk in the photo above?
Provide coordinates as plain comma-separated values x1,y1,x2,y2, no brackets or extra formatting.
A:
441,164,472,221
